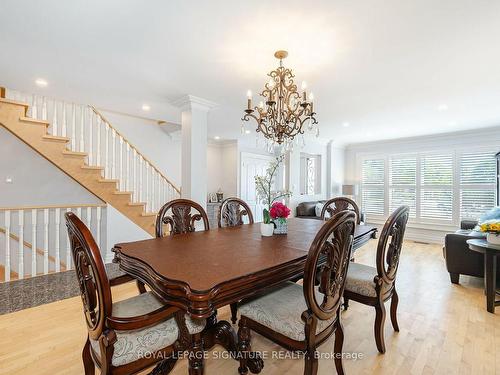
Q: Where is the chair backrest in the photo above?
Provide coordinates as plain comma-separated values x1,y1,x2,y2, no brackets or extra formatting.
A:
218,197,254,228
155,199,210,237
303,211,356,321
375,206,410,289
65,211,111,341
320,197,361,224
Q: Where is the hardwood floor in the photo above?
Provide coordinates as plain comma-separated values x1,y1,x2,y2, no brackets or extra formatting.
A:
0,240,498,374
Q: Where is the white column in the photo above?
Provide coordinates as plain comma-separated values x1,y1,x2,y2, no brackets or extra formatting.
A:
174,95,216,209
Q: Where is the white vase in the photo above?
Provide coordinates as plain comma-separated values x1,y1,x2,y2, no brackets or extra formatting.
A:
260,223,274,237
487,232,500,245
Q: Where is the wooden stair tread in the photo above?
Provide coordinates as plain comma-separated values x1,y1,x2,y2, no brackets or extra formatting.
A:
19,116,49,126
42,135,70,143
128,202,146,206
81,165,104,170
113,191,132,195
98,179,119,183
0,98,29,107
141,212,157,217
62,150,87,157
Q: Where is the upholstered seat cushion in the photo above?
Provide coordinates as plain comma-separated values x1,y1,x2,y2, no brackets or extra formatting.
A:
239,282,336,341
345,262,380,297
90,292,205,367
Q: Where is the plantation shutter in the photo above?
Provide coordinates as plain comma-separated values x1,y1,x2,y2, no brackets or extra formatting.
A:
361,159,385,216
389,156,416,217
459,151,497,220
420,154,453,221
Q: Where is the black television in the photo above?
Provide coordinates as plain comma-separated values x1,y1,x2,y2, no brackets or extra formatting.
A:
496,151,500,206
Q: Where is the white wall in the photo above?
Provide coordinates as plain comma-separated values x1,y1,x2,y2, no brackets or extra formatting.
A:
206,141,239,200
0,127,102,206
100,110,182,187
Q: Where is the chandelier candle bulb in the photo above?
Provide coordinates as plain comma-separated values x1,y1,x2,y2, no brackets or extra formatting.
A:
247,90,252,110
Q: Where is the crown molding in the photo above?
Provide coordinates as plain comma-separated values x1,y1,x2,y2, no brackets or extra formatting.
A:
172,95,218,111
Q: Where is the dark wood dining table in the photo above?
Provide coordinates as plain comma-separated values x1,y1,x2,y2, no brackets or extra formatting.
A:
112,218,375,373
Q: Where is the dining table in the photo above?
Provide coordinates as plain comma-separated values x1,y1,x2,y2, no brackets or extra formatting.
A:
112,217,375,374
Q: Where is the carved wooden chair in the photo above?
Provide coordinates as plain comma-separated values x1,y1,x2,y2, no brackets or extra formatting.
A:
156,199,210,237
65,212,206,375
217,197,254,324
237,211,356,375
218,197,254,228
321,197,361,224
343,205,410,354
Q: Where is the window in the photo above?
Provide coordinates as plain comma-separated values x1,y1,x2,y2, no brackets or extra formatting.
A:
420,154,453,221
459,151,497,220
361,159,385,215
389,156,417,218
360,149,497,226
300,153,321,195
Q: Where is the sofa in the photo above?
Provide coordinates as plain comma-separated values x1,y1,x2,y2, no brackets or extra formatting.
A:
443,220,500,284
295,200,376,251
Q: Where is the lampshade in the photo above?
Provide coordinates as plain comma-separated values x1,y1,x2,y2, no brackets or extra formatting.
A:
342,184,358,196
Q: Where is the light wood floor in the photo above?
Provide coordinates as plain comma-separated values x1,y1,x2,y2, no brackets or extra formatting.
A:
0,240,498,375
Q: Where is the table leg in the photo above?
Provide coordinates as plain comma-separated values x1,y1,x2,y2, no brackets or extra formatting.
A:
485,252,497,313
202,312,264,374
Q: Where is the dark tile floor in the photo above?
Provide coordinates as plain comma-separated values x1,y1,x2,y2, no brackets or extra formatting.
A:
0,263,124,315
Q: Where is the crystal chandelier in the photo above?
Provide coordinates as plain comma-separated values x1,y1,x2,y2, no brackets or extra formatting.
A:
242,50,318,147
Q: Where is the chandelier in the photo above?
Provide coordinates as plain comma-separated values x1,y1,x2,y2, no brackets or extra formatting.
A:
242,50,318,146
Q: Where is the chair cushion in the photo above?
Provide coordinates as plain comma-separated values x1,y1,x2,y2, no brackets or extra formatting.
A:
239,282,336,342
345,262,382,297
90,292,205,367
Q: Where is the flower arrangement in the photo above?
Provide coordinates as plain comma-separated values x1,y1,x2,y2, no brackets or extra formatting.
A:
255,155,292,225
270,202,291,222
479,220,500,233
479,219,500,245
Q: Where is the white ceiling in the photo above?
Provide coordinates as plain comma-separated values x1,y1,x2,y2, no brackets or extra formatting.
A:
1,0,500,146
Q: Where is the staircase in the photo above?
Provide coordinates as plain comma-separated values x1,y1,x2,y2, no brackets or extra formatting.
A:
0,89,181,236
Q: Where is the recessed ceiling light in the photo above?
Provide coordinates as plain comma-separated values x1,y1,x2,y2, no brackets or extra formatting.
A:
437,104,449,111
245,130,251,134
214,136,220,140
142,104,151,111
35,78,48,87
342,122,350,127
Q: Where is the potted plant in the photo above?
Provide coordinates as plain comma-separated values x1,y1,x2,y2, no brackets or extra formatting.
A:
479,219,500,245
270,202,291,234
255,155,292,237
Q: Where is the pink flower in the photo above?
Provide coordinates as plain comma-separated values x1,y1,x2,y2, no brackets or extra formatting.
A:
270,202,291,219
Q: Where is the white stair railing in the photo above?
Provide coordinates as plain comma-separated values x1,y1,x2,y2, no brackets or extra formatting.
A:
5,89,181,213
0,204,105,283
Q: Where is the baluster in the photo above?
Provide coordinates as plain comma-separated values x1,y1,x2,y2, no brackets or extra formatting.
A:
31,95,38,119
145,163,150,211
42,97,48,121
119,136,123,191
105,123,110,178
4,211,11,282
157,174,161,211
18,210,24,280
61,102,67,137
66,208,71,270
96,114,102,167
133,149,137,201
43,209,49,274
111,129,116,179
151,169,155,211
52,101,58,136
55,208,60,272
96,207,101,250
71,103,76,150
139,156,143,203
31,210,37,277
79,106,85,152
88,108,93,165
86,207,92,233
76,207,82,220
126,143,130,192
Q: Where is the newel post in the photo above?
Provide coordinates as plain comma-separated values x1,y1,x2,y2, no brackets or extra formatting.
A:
0,87,5,98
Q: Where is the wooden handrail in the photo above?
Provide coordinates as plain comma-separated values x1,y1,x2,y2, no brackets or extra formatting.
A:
90,106,181,195
0,203,106,211
0,227,66,268
0,86,5,98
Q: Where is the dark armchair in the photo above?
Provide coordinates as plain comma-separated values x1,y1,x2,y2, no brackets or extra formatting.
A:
443,220,500,284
